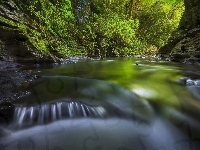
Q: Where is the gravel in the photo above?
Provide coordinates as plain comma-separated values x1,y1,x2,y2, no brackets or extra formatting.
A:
0,61,36,102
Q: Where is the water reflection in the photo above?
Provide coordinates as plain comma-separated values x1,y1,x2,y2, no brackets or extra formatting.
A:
1,116,200,150
12,75,154,125
1,58,200,149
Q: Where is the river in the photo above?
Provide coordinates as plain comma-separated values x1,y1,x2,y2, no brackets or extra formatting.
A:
1,58,200,150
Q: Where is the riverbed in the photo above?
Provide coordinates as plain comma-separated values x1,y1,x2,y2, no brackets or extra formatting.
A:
1,58,200,150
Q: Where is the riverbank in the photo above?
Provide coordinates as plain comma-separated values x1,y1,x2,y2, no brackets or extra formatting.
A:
0,56,91,102
0,61,36,103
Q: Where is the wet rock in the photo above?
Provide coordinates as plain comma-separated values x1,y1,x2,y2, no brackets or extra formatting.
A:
186,78,195,86
179,77,200,86
183,56,200,64
0,60,37,103
0,102,15,125
194,80,200,86
170,53,190,62
0,60,21,70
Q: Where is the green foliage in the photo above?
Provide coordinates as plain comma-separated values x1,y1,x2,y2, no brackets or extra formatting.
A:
17,0,79,56
73,0,184,57
137,0,184,50
0,0,184,57
91,13,140,56
0,0,80,57
74,0,142,57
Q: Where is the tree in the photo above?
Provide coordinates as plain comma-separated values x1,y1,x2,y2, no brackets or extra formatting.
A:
0,0,184,57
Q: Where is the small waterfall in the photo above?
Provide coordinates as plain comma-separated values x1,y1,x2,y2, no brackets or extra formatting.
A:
12,101,107,129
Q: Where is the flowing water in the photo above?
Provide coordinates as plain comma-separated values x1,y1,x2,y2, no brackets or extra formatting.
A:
1,58,200,150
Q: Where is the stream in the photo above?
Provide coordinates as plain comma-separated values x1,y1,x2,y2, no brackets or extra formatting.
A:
1,58,200,150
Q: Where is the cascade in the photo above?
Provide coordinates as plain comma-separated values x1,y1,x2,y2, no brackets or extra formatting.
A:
11,101,107,129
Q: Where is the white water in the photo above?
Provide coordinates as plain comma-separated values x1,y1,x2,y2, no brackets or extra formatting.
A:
1,59,200,150
11,101,107,129
1,116,198,150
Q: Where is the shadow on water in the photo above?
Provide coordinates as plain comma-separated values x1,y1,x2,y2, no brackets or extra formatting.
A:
1,58,200,150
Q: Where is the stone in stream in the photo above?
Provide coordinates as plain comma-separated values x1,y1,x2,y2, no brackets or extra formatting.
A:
0,102,15,125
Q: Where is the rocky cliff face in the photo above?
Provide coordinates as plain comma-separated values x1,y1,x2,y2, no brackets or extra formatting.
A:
0,1,57,103
179,0,200,30
159,0,200,63
0,1,58,63
0,27,56,63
